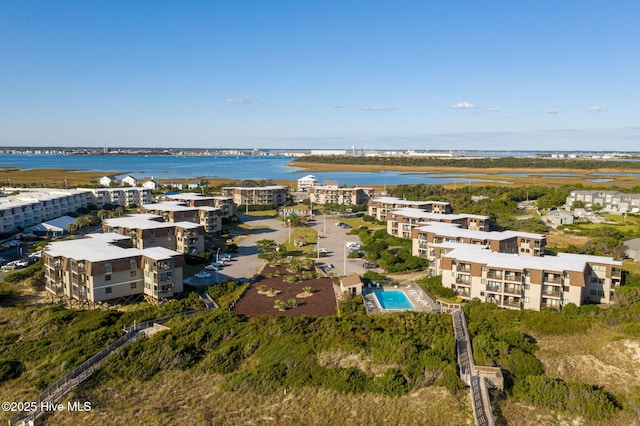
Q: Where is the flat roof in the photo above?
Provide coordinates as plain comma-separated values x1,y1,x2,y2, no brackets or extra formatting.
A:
223,185,287,190
142,201,196,212
104,214,202,230
370,197,433,205
442,245,620,272
45,233,141,262
166,193,216,201
415,222,543,241
391,207,489,221
45,233,181,262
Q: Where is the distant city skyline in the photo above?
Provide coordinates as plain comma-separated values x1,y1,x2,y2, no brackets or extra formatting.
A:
1,1,638,150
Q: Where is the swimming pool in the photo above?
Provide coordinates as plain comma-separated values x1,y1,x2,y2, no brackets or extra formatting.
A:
373,290,415,310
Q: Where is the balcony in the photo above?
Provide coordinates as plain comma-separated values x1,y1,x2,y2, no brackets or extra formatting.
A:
456,265,471,273
487,271,502,280
486,296,502,305
544,275,562,284
456,276,471,285
504,273,522,282
503,285,521,295
158,262,172,271
542,288,562,298
486,284,501,293
502,299,522,309
454,289,470,297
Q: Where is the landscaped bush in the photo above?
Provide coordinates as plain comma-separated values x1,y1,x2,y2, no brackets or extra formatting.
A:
416,275,455,299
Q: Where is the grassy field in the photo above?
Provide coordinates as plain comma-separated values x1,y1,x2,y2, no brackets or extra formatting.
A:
290,162,640,189
42,372,471,426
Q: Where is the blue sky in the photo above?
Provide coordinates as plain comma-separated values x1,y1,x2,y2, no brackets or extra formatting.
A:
1,1,638,151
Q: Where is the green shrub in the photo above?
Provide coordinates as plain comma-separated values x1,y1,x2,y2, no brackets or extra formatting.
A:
511,375,619,420
416,275,455,299
0,360,24,383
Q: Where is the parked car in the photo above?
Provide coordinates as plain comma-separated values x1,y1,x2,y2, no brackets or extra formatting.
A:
219,255,232,262
363,262,378,269
205,264,219,271
194,272,212,279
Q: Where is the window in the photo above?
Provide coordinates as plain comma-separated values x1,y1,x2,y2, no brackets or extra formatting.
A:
524,284,530,290
130,270,136,277
105,287,112,294
524,297,530,303
590,289,597,295
105,274,112,281
130,282,137,289
597,290,604,296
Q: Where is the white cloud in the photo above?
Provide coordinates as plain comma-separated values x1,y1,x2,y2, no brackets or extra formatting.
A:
224,98,255,104
485,106,500,112
544,108,558,114
588,106,607,113
450,101,477,109
360,106,395,112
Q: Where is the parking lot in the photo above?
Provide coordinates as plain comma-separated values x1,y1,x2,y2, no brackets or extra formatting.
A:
186,213,375,286
309,215,369,277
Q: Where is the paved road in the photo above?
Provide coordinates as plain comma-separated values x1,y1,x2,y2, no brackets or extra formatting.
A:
309,214,369,277
187,213,370,285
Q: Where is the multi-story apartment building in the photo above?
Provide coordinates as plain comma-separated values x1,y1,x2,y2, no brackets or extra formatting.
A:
308,186,374,206
44,233,184,306
140,201,222,234
439,245,622,311
387,207,491,239
222,185,288,206
82,187,153,207
566,190,640,213
368,197,452,221
0,188,95,233
164,192,234,218
297,174,318,192
103,214,205,254
412,222,546,273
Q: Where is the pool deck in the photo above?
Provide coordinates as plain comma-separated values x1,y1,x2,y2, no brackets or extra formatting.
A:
362,283,438,314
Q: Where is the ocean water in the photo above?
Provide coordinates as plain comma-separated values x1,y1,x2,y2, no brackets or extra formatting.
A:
0,154,509,186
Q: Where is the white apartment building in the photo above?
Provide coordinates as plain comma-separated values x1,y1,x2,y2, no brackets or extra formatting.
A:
387,207,491,239
368,197,452,221
222,185,288,206
103,214,206,254
44,233,184,305
412,222,546,274
308,186,374,206
440,245,622,311
0,188,95,234
84,187,152,207
566,190,640,213
297,175,318,192
164,192,234,218
140,201,222,234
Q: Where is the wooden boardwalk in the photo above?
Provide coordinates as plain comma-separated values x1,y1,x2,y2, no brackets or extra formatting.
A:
452,310,496,426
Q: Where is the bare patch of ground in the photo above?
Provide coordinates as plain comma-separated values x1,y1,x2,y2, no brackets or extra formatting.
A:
234,265,337,317
546,230,590,248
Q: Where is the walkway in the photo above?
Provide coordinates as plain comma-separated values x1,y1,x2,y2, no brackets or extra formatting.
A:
9,309,201,426
452,309,496,426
